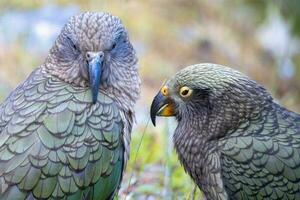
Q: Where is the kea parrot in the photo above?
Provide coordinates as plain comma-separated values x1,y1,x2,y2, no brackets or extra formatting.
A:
150,63,300,200
0,12,140,199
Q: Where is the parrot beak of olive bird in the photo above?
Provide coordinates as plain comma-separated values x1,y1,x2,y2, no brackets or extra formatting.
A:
150,86,175,126
87,52,104,104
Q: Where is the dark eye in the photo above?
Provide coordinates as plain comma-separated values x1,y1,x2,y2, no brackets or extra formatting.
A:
72,44,77,50
66,36,77,50
111,42,117,50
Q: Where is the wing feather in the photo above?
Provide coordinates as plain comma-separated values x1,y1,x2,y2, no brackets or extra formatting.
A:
0,69,125,199
221,105,300,199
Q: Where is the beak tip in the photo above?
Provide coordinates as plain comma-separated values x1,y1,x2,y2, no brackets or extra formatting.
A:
150,116,156,127
150,107,157,126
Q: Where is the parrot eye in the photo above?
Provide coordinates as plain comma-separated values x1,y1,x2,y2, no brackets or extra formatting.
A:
179,86,192,98
111,42,117,50
161,86,169,96
66,36,77,51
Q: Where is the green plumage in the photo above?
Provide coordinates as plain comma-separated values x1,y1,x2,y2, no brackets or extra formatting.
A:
0,69,124,199
220,105,300,199
151,63,300,200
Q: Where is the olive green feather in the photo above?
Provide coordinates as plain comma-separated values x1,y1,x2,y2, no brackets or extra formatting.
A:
153,63,300,200
0,69,125,199
220,105,300,199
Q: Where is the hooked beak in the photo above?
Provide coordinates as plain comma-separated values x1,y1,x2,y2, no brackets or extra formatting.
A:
87,52,104,104
150,86,175,126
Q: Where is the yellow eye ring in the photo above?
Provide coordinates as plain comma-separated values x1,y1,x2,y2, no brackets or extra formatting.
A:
179,86,192,97
161,86,169,96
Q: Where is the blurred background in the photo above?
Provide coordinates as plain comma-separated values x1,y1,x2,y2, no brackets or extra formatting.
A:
0,0,299,199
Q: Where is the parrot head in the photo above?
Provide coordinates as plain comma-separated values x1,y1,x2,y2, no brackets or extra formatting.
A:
45,12,140,106
150,64,272,138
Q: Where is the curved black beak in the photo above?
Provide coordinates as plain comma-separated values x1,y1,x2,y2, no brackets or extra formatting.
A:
87,52,104,104
150,91,175,126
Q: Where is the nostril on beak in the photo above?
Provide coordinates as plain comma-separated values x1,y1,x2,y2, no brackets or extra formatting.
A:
86,52,104,62
86,52,91,61
97,52,104,59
